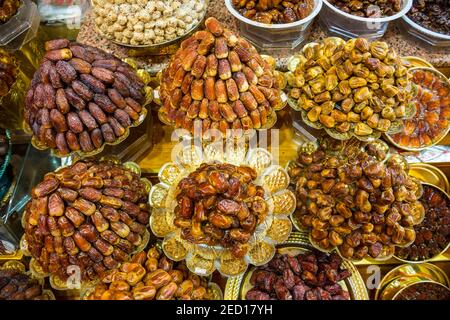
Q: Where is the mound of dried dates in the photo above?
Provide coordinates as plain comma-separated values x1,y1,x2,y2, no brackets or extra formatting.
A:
288,38,413,137
289,137,423,260
0,269,51,300
0,129,8,168
174,163,268,258
0,0,20,24
86,245,214,300
246,251,351,300
389,68,450,149
327,0,402,17
23,160,150,282
395,184,450,261
160,17,283,135
0,49,18,98
407,0,450,36
232,0,315,24
394,282,450,300
24,39,146,156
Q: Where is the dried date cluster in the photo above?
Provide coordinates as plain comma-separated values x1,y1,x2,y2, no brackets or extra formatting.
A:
232,0,314,24
0,129,8,168
0,49,18,98
174,163,268,258
92,0,206,46
288,38,413,137
24,160,150,282
0,269,51,300
160,17,283,135
289,138,423,260
395,185,450,261
407,0,450,36
327,0,402,18
24,39,146,156
246,251,351,300
86,246,213,300
0,0,20,24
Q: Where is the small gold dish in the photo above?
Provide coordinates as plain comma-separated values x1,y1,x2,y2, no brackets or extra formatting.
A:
409,163,450,193
224,232,369,300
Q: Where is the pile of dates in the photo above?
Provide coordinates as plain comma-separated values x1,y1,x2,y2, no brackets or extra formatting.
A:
23,160,150,282
0,269,52,300
160,17,284,135
0,49,17,98
407,0,449,36
394,282,450,300
395,184,450,261
0,0,20,24
289,137,423,260
24,39,146,156
174,163,268,258
86,246,214,300
232,0,314,24
0,129,8,168
327,0,402,17
288,38,413,138
246,251,351,300
389,68,450,149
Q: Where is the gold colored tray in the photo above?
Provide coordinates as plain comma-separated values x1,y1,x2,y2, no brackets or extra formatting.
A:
149,143,296,277
409,163,450,193
375,263,450,300
384,67,450,151
224,231,369,300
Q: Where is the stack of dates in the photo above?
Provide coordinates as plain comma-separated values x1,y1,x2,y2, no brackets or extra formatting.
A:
24,39,146,156
174,163,268,258
160,17,284,135
327,0,402,17
23,160,150,282
289,137,423,260
246,251,351,300
86,246,214,300
0,269,51,300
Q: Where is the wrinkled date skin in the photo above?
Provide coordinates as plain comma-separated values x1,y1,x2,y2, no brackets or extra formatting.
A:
173,163,267,259
23,160,150,282
85,245,213,300
246,251,351,300
24,39,146,156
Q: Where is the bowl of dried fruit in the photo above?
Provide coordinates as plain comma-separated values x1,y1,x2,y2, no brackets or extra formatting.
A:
398,0,450,47
319,0,412,40
225,0,322,50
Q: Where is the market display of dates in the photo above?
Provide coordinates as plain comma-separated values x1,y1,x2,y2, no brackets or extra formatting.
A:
174,163,268,258
85,245,215,300
1,0,450,303
24,40,146,156
246,251,351,300
159,17,284,134
23,160,150,282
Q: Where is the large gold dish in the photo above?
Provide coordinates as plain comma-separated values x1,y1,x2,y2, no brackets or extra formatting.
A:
384,67,450,151
149,143,296,277
224,231,369,300
286,41,417,142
